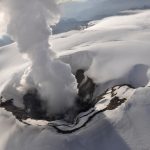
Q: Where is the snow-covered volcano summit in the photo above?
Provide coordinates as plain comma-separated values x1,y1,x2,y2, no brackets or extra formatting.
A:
0,1,150,150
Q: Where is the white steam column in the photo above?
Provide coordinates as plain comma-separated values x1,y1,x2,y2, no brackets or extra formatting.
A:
0,0,78,115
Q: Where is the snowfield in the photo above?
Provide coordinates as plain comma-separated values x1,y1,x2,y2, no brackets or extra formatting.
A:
0,7,150,150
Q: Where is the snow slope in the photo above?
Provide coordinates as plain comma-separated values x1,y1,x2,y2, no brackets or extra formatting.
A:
53,10,150,93
0,9,150,150
0,35,13,47
60,0,150,21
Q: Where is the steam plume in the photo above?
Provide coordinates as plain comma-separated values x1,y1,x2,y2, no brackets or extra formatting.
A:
0,0,78,115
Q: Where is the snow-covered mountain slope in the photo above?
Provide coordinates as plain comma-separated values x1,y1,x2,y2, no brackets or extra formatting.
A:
52,19,88,34
0,35,13,47
0,84,150,150
52,10,150,92
60,0,150,21
0,9,150,150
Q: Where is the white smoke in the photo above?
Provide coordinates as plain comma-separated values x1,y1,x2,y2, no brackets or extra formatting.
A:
0,0,78,115
0,11,9,34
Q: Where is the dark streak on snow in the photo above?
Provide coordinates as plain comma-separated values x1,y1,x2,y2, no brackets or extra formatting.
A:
49,96,127,134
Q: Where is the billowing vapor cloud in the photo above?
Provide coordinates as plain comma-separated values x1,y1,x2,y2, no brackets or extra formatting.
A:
0,0,78,115
0,10,10,34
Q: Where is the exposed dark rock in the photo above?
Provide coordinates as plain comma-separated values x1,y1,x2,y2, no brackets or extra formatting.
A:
0,69,132,130
107,97,127,110
62,69,96,123
75,69,96,107
23,89,47,120
75,69,85,85
0,99,28,121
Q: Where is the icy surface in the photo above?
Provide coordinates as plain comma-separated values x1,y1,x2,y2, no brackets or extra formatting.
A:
0,85,150,150
0,4,150,150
